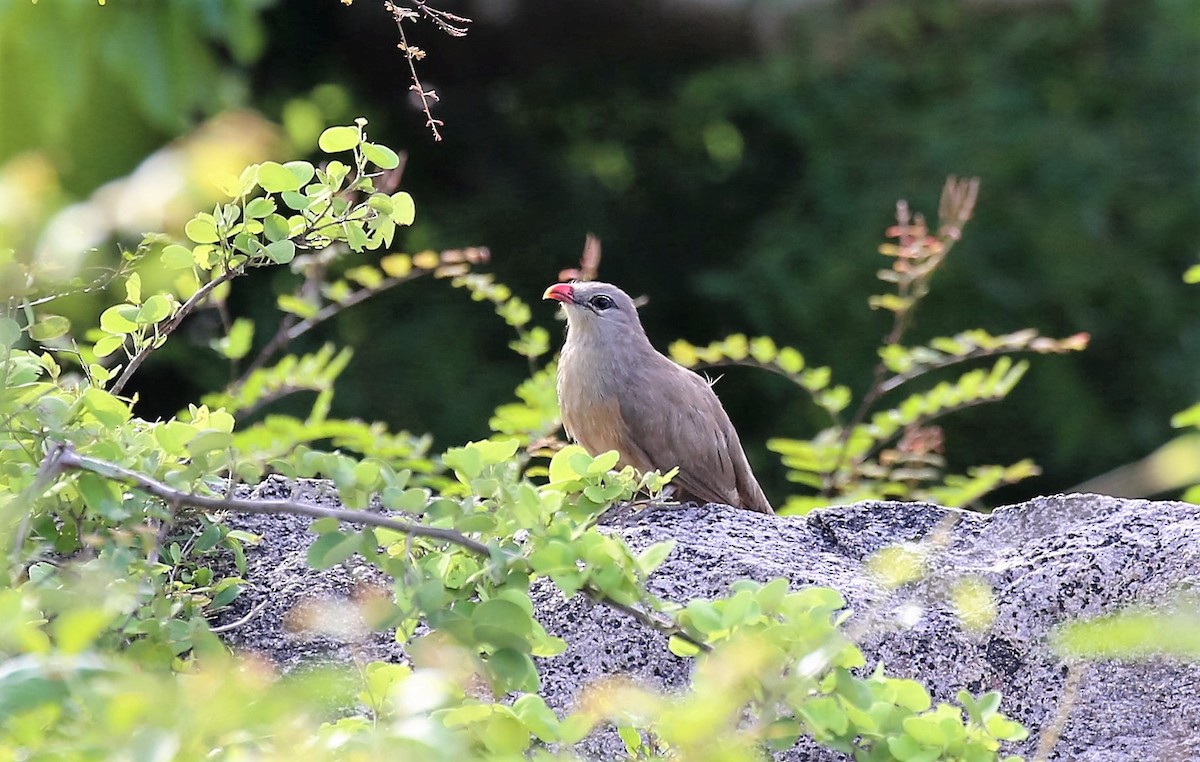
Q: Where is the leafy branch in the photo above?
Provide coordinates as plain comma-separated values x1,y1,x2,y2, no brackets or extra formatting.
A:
44,441,711,654
673,177,1089,512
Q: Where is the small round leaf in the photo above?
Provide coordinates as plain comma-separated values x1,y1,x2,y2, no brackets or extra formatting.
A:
318,125,361,153
184,216,220,244
28,315,70,341
362,142,400,169
257,161,302,193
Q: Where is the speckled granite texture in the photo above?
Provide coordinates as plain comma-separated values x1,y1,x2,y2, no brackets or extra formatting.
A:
215,479,1200,760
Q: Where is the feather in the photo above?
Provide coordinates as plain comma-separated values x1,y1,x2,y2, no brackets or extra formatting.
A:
548,281,774,514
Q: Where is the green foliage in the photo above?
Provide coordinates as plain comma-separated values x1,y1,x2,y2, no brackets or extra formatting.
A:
1051,601,1200,661
0,1,274,191
0,124,1028,760
670,178,1087,514
1171,261,1200,504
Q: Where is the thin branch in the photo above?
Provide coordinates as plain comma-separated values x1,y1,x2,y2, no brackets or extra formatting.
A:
110,268,241,396
286,274,421,344
234,314,299,389
52,444,490,555
44,444,712,653
879,346,1036,395
209,595,273,634
597,595,712,653
386,2,447,141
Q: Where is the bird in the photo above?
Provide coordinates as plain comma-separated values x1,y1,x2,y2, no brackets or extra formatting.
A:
543,281,773,514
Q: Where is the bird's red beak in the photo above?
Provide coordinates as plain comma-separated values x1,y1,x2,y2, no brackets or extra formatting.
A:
543,283,575,303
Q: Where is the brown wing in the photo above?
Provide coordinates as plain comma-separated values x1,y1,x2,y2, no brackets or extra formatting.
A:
614,359,773,513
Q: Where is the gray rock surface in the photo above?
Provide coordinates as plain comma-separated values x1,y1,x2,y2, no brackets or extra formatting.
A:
214,480,1200,760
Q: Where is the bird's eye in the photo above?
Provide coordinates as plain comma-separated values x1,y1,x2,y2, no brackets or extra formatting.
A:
590,294,616,311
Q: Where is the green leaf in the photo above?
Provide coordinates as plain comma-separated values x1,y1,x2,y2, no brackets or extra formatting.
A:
902,715,950,746
153,421,198,455
487,648,539,694
257,161,302,192
262,214,291,242
390,192,416,225
185,430,234,456
344,221,368,252
277,294,319,319
93,335,125,358
443,446,483,480
184,215,220,244
511,694,561,742
381,486,431,513
480,713,531,755
29,315,70,341
0,317,20,347
161,244,194,269
308,530,361,569
777,347,805,373
1171,403,1200,429
51,609,114,654
265,240,296,264
470,438,521,465
985,714,1029,741
82,388,132,426
548,445,591,484
668,635,702,657
318,125,361,153
284,161,316,187
587,449,620,474
887,735,940,762
618,725,644,754
799,696,849,736
891,679,932,712
440,703,495,727
99,304,140,335
245,197,277,219
473,599,532,638
215,318,254,360
362,142,400,169
637,540,676,575
137,294,173,324
75,473,124,518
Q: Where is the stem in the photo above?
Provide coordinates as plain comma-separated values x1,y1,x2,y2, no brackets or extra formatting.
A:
110,268,241,396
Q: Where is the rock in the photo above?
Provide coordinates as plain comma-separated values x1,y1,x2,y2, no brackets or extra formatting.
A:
214,481,1200,759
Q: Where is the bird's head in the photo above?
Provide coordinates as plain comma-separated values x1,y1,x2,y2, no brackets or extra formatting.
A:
543,281,646,341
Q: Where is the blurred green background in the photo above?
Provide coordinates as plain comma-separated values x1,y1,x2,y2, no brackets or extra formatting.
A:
2,0,1198,505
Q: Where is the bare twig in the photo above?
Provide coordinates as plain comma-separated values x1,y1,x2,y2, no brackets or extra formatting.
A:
209,595,273,634
383,1,473,141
